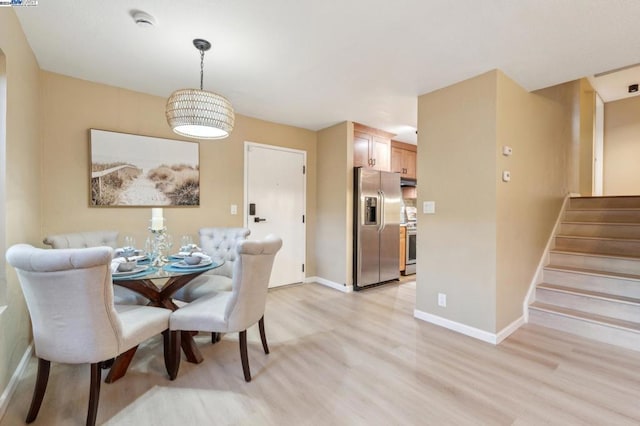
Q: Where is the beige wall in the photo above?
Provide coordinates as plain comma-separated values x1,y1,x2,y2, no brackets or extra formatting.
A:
603,96,640,195
39,71,318,275
0,8,42,406
579,78,595,196
417,70,571,333
417,71,498,332
495,72,569,330
316,122,353,286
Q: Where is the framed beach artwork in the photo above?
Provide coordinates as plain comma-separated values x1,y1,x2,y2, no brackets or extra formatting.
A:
90,129,200,207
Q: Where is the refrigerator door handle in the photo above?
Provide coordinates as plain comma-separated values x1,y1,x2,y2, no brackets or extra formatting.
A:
378,190,386,232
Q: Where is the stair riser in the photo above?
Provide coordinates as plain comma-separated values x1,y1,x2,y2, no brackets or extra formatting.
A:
528,308,640,351
555,237,640,257
549,252,640,275
558,223,640,239
564,210,640,223
543,268,640,298
535,288,640,323
570,197,640,209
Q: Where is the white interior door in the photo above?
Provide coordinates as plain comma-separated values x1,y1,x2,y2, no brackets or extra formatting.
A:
245,142,306,287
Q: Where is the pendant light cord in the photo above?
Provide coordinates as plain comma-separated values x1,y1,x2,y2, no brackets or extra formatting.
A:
200,49,205,90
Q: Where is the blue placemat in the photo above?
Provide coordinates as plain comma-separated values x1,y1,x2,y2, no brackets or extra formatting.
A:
163,261,222,274
112,266,157,281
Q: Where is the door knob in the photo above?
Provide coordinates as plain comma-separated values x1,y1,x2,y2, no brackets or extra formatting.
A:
254,217,267,223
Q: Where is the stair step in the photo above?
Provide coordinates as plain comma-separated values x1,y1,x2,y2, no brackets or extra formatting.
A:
535,283,640,322
529,302,640,351
554,235,640,257
549,250,640,275
558,222,640,238
569,196,640,209
564,208,640,223
543,265,640,298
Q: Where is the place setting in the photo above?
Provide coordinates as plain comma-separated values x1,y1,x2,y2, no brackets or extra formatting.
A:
165,237,217,272
111,236,154,279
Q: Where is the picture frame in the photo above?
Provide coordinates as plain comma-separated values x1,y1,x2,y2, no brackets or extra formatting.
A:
90,129,200,207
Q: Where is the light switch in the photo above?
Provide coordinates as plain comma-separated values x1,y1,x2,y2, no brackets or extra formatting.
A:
230,204,238,215
502,171,511,182
423,201,435,214
502,146,513,156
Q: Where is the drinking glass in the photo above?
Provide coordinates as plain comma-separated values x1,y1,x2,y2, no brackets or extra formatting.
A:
180,235,193,251
144,237,156,263
123,235,136,249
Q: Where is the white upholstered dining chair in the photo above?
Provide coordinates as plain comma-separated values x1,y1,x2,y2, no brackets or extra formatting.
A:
43,230,147,305
172,227,250,303
6,244,173,426
169,234,282,382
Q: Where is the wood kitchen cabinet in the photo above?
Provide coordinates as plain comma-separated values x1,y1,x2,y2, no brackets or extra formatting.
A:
399,225,406,272
354,123,393,171
391,140,417,179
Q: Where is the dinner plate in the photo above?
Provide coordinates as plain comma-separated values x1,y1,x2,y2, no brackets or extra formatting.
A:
112,265,149,276
172,259,213,269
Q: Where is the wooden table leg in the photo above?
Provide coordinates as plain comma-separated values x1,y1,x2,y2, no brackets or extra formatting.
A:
180,331,203,364
105,346,138,383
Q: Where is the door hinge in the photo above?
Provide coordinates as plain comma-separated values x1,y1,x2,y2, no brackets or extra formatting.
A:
302,214,305,223
302,165,306,174
302,264,305,272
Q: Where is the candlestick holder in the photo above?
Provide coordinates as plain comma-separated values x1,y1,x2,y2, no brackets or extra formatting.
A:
148,226,172,268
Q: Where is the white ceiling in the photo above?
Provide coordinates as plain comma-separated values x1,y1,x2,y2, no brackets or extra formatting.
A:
14,0,640,144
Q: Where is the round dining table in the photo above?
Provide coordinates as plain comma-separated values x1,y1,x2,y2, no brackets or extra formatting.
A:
107,259,223,383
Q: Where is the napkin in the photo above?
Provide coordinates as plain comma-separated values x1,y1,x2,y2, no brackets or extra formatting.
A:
178,252,212,262
110,257,127,273
113,254,146,262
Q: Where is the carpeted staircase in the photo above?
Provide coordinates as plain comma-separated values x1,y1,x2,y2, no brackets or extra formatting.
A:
528,196,640,351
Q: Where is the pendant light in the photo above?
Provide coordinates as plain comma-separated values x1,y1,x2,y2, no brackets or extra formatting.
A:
166,39,235,139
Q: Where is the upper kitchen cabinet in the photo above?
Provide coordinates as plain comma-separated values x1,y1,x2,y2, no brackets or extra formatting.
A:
353,123,394,171
391,140,417,179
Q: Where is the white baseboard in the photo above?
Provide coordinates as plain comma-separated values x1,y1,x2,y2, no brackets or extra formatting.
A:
495,316,526,344
0,343,33,421
414,309,523,345
305,276,353,293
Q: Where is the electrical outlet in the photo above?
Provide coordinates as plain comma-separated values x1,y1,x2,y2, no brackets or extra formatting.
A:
438,293,447,307
230,204,238,215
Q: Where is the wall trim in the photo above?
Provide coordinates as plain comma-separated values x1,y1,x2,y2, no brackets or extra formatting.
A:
413,309,524,345
522,193,571,322
495,316,526,344
305,276,353,293
0,343,33,421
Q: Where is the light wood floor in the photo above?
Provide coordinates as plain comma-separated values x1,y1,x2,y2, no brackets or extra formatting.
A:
2,281,640,425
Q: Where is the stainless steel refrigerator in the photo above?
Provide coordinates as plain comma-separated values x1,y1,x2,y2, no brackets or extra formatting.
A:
353,167,401,290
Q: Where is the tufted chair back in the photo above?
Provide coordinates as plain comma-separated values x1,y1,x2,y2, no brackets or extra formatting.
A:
43,230,119,249
199,227,250,278
6,244,122,363
42,230,146,305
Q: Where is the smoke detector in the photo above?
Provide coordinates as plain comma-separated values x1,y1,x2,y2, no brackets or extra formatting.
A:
131,10,156,27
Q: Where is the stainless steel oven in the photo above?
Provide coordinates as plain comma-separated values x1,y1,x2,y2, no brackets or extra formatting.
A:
404,225,416,275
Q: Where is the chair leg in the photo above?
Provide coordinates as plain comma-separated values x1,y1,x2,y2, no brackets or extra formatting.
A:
87,363,101,426
169,331,181,380
239,330,251,382
258,316,269,355
26,358,50,423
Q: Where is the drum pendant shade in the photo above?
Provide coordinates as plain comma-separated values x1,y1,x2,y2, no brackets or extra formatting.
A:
166,39,234,140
